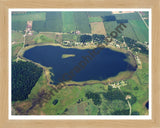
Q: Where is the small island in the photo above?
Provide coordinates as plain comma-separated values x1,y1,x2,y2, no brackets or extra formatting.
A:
62,54,75,59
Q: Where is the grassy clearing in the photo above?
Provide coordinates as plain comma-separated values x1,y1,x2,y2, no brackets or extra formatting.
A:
62,34,79,42
88,17,102,23
41,83,106,115
34,34,55,43
12,12,46,22
12,31,24,43
74,12,91,33
62,12,76,32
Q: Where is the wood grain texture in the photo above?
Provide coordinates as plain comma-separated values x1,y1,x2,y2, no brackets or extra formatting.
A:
0,0,160,127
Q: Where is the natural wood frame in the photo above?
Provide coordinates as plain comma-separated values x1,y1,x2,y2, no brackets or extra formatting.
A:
0,0,160,127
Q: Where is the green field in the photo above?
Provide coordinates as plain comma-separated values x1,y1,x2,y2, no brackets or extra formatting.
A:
62,12,76,32
104,19,148,42
144,19,149,26
74,12,91,33
12,43,23,61
104,21,118,34
34,34,55,43
12,31,24,43
121,53,149,114
41,84,107,115
89,17,103,23
12,21,26,31
114,12,141,20
62,34,80,42
87,11,112,17
32,12,63,32
129,20,148,42
12,12,46,22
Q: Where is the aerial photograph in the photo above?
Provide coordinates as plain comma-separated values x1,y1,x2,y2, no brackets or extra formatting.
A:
11,10,149,116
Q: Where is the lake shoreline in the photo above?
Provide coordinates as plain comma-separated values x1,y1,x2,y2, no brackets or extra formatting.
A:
20,42,137,89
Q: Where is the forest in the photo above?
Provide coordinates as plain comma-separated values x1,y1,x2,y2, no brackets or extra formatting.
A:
85,91,102,105
80,35,92,43
92,34,105,43
124,37,148,55
12,61,43,101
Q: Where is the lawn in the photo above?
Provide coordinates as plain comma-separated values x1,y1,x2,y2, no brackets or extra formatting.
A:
62,12,76,33
89,16,102,23
74,12,91,33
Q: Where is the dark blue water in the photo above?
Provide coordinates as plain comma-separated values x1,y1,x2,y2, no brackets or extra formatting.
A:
145,101,149,109
23,45,135,84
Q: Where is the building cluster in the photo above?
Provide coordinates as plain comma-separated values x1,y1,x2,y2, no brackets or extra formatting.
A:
110,80,127,88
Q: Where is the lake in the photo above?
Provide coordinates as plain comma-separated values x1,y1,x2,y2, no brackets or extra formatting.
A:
23,45,136,84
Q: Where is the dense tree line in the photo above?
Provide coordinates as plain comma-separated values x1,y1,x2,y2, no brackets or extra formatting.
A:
102,15,116,22
85,91,102,105
103,86,136,105
80,35,92,43
92,34,105,44
124,37,148,55
80,34,106,44
116,19,128,23
12,61,43,101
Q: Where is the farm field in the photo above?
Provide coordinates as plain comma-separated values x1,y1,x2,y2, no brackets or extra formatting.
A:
89,16,102,23
12,31,24,43
32,12,63,32
12,12,46,22
114,12,141,20
90,22,106,35
62,12,76,33
12,21,26,31
74,12,91,33
87,11,112,17
11,10,150,116
129,20,148,42
104,19,148,42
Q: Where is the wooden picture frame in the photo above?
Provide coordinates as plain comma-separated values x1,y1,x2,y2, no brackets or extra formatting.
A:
0,0,160,127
